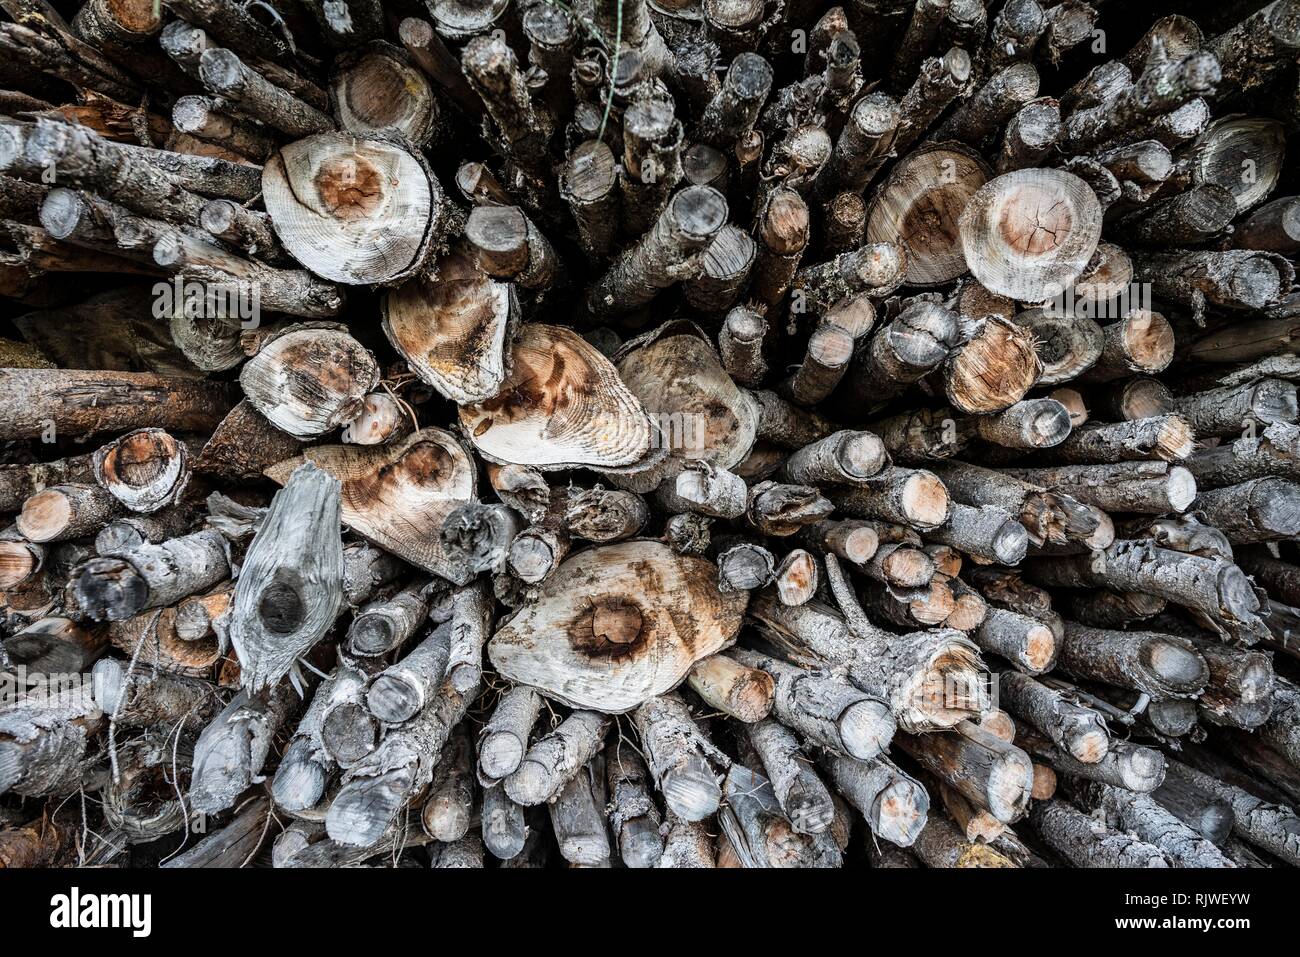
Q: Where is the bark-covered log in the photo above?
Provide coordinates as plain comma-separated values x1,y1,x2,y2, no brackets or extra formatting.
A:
1162,758,1300,866
1078,783,1233,868
365,622,453,725
1193,478,1300,544
998,670,1109,763
729,647,895,759
1024,540,1268,645
719,763,841,867
327,670,479,848
503,709,608,807
0,369,233,442
1187,636,1274,731
633,692,725,822
686,653,775,723
749,585,990,733
1031,799,1169,867
1056,621,1208,699
824,750,928,848
71,527,230,622
897,721,1034,824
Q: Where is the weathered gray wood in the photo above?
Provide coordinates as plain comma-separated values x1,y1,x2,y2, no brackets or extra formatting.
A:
504,709,609,806
746,719,836,834
605,740,663,868
366,622,453,725
1031,799,1169,867
71,528,230,622
1162,758,1300,866
823,751,928,848
327,673,479,848
895,722,1033,824
633,693,725,822
190,683,296,815
729,647,894,759
421,723,475,842
719,764,842,867
229,464,343,693
478,685,543,784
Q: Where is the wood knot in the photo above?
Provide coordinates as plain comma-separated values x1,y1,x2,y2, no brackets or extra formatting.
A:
315,155,385,221
259,581,305,634
571,598,646,659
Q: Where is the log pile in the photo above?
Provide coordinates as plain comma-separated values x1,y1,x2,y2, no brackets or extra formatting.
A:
4,0,1300,871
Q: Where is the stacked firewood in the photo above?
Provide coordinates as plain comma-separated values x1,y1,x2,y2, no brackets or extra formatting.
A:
3,0,1300,870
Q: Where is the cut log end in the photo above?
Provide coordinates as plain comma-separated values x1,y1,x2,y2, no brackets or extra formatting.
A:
841,699,896,761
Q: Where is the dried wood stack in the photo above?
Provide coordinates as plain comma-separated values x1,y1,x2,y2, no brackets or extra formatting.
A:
3,0,1300,871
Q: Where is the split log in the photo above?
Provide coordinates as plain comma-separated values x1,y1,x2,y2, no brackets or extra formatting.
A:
227,463,342,693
